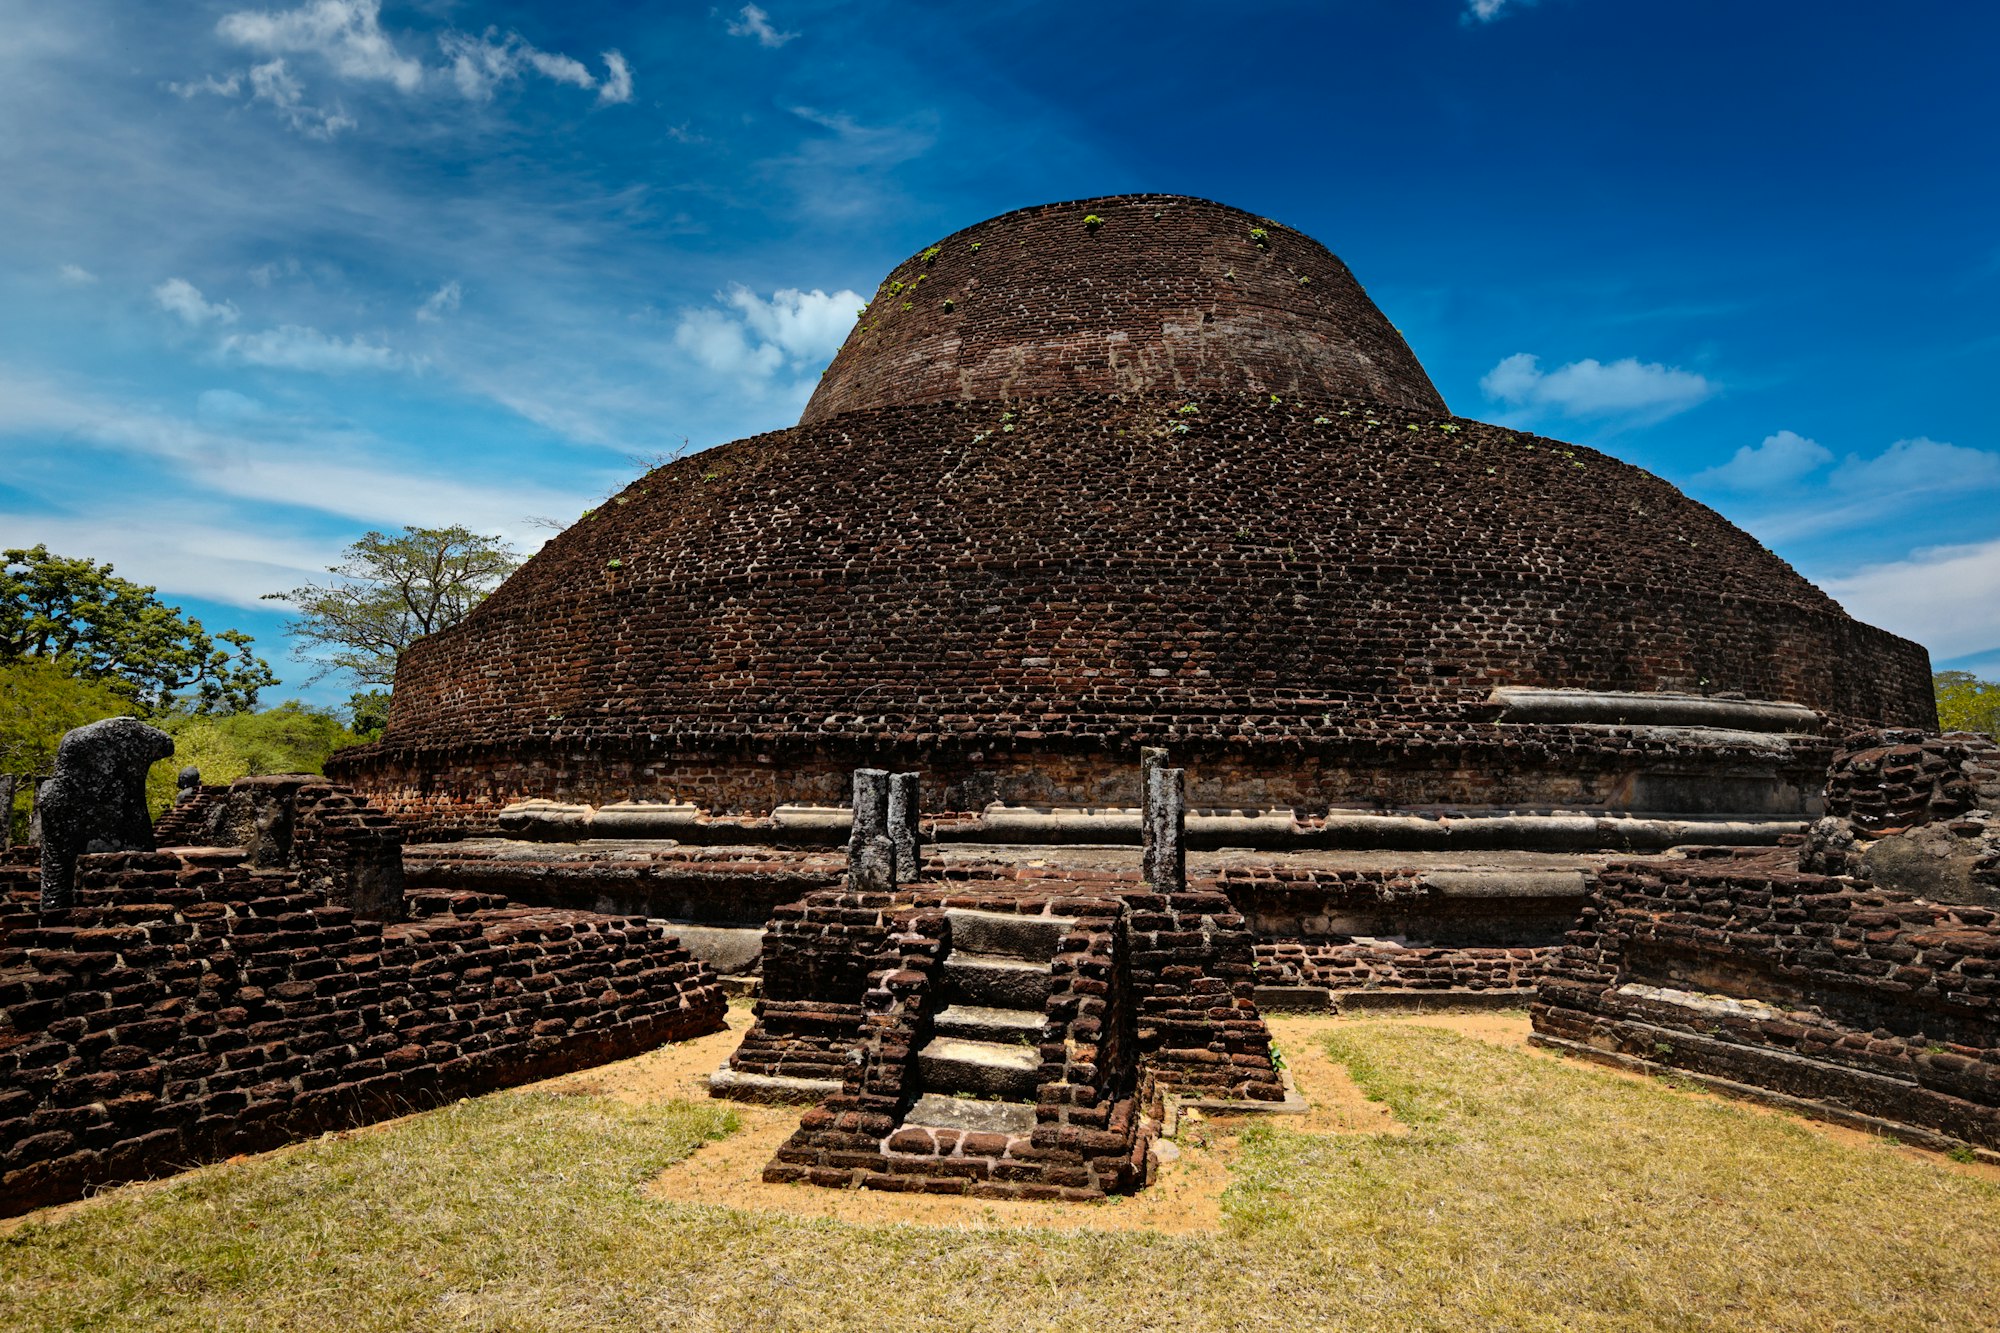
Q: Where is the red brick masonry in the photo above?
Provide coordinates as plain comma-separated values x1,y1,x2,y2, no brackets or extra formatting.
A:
1532,851,2000,1155
0,847,725,1216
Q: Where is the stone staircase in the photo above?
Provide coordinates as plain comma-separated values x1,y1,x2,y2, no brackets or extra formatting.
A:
902,908,1066,1136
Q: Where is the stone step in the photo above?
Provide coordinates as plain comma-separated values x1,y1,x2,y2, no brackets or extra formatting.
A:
916,1035,1043,1100
933,1003,1045,1044
902,1093,1038,1137
942,953,1054,1010
944,908,1069,962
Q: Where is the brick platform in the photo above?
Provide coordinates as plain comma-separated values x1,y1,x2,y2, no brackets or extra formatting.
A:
0,844,726,1216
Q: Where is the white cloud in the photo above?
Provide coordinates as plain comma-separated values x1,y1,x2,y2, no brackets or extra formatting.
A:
1828,436,2000,495
416,280,462,322
437,28,633,103
727,5,799,48
1480,351,1715,421
1466,0,1537,20
1693,429,1833,491
57,264,98,285
1825,538,2000,661
154,277,240,326
168,72,243,98
217,0,423,92
220,324,401,372
247,57,356,139
598,51,633,105
673,284,863,385
723,285,860,362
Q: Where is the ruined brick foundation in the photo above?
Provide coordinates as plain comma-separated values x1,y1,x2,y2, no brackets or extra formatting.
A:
0,782,727,1217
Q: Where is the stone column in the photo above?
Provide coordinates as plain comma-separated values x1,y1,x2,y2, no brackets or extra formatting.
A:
1139,745,1167,874
0,773,14,851
848,768,898,892
1143,763,1186,892
887,771,922,884
26,775,50,847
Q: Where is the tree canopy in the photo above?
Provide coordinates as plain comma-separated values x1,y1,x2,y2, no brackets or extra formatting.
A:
1,545,275,712
1935,670,2000,739
264,526,521,687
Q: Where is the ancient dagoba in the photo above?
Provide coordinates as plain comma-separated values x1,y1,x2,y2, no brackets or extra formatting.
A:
329,194,1934,837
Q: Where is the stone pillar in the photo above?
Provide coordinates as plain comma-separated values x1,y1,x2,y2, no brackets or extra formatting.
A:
1139,745,1167,870
1143,763,1185,892
848,768,898,892
26,775,50,846
887,771,922,884
38,717,175,912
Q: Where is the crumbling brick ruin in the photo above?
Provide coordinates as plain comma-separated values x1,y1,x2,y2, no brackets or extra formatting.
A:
0,767,725,1217
1533,731,2000,1160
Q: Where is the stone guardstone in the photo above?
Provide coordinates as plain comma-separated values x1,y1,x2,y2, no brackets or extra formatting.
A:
848,767,897,892
887,771,922,883
38,716,175,912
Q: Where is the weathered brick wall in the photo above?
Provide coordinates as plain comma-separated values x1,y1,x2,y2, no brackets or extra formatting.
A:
1533,859,2000,1153
801,193,1446,422
1257,939,1550,992
341,728,1840,842
1821,731,2000,834
336,385,1931,831
404,841,843,927
0,849,726,1216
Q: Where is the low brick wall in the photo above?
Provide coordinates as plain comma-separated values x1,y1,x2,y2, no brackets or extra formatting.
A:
1533,859,2000,1154
1257,939,1550,993
0,847,726,1216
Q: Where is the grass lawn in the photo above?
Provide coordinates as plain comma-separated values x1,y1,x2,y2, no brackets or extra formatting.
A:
2,1018,1993,1332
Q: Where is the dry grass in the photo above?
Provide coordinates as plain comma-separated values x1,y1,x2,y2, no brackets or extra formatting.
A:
3,1016,1995,1332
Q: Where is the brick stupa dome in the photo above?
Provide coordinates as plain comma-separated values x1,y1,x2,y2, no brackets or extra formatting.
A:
331,194,1935,833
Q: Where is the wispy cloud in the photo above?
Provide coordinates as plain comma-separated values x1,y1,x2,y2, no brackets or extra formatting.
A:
415,280,461,322
437,29,632,103
727,5,799,48
217,0,423,92
1701,433,2000,545
771,106,936,217
154,277,240,326
0,365,589,541
247,57,355,139
1828,436,2000,495
219,324,402,372
1693,429,1832,491
1825,538,2000,662
1465,0,1537,22
56,264,98,285
1480,351,1715,422
192,0,633,133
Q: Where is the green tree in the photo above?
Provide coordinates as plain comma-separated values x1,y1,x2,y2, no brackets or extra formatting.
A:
0,658,144,840
145,701,366,815
346,688,392,741
1,545,276,711
263,526,521,687
1934,670,2000,739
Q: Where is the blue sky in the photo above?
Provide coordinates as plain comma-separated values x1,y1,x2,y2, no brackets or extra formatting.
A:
3,0,1996,709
